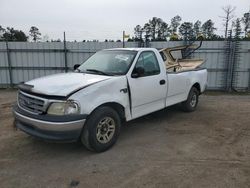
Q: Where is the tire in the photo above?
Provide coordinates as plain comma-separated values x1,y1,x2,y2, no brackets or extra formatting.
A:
181,87,199,112
80,106,121,152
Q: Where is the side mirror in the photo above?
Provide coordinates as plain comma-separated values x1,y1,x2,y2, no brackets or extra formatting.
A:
131,67,145,78
74,64,80,70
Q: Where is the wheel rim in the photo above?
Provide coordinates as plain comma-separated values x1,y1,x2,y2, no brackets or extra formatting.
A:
190,94,197,108
96,117,116,144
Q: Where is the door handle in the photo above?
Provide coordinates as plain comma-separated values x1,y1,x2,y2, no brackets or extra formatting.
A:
159,80,166,85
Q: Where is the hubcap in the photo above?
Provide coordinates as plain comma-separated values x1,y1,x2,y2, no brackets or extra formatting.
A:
96,117,116,144
190,94,197,107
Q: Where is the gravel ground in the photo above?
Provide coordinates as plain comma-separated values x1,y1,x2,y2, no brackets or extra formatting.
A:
0,89,250,188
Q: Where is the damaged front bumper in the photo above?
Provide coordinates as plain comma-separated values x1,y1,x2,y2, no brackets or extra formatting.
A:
13,105,86,142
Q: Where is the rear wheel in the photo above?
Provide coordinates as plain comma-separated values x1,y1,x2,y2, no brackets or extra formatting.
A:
81,106,121,152
181,87,199,112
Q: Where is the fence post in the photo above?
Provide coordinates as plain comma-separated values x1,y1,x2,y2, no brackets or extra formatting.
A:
248,69,250,91
63,32,68,72
5,40,13,87
224,30,234,92
226,41,234,92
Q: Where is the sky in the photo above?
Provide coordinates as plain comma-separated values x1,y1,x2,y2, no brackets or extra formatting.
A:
0,0,249,41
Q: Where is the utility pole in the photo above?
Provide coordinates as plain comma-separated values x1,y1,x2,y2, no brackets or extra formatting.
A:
63,32,68,72
122,31,125,48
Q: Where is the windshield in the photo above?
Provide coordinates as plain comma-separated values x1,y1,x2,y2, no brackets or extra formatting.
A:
78,50,137,75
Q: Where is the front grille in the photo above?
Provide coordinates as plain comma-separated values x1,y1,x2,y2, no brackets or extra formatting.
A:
18,91,46,114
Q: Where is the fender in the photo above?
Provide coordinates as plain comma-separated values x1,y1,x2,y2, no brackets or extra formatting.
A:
186,69,207,97
69,76,132,121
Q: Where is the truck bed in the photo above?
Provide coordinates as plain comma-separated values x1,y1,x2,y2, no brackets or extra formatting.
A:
165,59,204,72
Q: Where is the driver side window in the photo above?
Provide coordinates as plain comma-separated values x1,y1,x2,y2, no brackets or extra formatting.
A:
134,51,160,76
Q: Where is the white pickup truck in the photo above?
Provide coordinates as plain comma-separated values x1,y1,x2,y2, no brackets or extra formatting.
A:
13,46,207,152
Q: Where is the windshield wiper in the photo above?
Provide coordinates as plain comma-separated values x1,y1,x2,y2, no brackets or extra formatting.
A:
86,69,112,76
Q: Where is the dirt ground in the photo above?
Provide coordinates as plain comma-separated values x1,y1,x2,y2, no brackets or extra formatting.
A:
0,89,250,188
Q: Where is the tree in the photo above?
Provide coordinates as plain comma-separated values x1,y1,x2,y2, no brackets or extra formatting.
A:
202,19,216,39
233,18,242,39
148,17,160,40
13,30,28,41
193,20,202,38
242,11,250,37
3,27,15,41
210,35,225,41
221,5,236,39
29,26,41,42
134,25,143,41
143,23,151,41
0,25,5,41
156,21,169,41
143,17,170,41
2,27,28,41
170,15,182,34
179,22,194,40
0,25,4,32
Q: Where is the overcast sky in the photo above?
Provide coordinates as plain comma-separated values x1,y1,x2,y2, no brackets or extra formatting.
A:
0,0,249,41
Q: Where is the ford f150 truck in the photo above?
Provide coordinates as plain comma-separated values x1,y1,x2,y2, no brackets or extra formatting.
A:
13,46,207,152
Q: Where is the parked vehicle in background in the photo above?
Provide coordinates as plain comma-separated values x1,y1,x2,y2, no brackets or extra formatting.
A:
13,43,207,152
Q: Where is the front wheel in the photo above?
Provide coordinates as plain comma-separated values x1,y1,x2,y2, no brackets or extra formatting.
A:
181,87,199,112
80,106,121,152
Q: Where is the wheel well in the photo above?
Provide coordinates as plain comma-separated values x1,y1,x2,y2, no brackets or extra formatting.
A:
193,83,201,94
98,102,125,120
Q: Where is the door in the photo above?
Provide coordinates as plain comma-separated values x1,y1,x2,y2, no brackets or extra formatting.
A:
127,51,167,119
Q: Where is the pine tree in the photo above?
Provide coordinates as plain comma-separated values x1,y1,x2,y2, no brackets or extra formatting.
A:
29,26,41,42
233,18,242,39
179,22,194,40
170,15,182,34
242,11,250,37
202,20,216,39
134,25,143,41
193,20,202,38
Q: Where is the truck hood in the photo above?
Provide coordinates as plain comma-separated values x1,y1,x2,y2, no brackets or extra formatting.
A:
25,73,111,97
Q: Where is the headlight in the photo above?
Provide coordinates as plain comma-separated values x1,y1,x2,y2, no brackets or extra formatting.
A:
47,101,80,115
